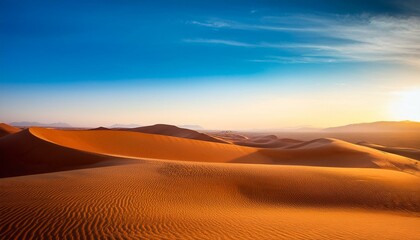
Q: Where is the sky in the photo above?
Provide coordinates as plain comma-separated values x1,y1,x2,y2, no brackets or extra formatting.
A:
1,0,420,129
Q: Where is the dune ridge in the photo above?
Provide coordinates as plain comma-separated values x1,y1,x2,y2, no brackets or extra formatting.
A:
121,124,229,143
0,129,112,178
359,142,420,161
32,128,420,172
1,127,418,178
0,123,21,138
1,127,420,239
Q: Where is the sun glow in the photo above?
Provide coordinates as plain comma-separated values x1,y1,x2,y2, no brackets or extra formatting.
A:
391,88,420,121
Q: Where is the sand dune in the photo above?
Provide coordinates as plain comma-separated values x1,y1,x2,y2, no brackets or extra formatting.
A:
244,131,420,149
1,127,418,178
0,129,111,178
1,160,419,239
1,127,420,239
359,142,420,161
0,123,20,138
30,128,420,173
209,131,250,142
121,124,229,143
89,126,109,131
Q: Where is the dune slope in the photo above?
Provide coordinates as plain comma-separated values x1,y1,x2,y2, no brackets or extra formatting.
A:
1,127,419,178
0,123,20,138
0,129,112,178
1,160,419,239
33,128,419,171
125,124,228,143
360,142,420,161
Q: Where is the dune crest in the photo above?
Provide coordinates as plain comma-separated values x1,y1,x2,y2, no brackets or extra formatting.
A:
1,127,418,178
0,123,21,137
122,124,229,143
359,142,420,161
1,127,420,239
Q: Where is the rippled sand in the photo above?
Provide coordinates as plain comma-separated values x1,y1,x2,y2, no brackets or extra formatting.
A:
1,127,419,239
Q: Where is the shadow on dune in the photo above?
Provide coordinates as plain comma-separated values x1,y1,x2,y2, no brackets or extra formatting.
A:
230,147,379,168
0,130,119,178
236,172,420,212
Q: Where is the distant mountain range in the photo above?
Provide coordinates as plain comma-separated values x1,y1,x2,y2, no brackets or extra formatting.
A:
9,122,72,128
324,121,420,132
6,120,420,132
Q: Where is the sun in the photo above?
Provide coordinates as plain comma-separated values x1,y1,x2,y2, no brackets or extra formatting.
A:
390,88,420,122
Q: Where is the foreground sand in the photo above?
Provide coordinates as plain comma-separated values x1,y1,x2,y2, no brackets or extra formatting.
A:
1,127,420,239
1,160,419,239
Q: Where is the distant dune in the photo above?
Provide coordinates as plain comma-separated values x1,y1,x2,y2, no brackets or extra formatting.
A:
230,135,303,148
359,142,420,161
89,126,110,131
109,123,141,128
210,131,249,142
123,124,229,143
0,123,20,137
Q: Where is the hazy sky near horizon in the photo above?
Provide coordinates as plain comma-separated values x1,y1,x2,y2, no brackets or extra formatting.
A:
1,0,420,129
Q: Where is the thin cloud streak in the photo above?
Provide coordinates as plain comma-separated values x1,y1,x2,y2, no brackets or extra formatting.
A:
183,38,255,47
189,15,420,65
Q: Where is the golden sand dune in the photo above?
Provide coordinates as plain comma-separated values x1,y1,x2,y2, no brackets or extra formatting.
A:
27,128,420,172
122,123,229,143
1,127,419,178
1,127,420,239
0,129,110,178
1,160,419,239
359,142,420,161
0,123,20,138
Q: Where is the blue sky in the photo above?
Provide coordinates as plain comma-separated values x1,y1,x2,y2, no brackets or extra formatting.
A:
1,0,420,129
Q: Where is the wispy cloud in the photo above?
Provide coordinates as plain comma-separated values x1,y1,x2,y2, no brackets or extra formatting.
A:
188,15,420,65
183,38,255,47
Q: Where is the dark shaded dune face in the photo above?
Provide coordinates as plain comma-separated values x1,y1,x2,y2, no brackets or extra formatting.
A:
127,124,229,144
359,142,420,161
0,130,111,178
89,126,109,131
0,123,21,138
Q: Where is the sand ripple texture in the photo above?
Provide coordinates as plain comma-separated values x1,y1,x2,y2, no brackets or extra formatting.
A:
1,160,420,240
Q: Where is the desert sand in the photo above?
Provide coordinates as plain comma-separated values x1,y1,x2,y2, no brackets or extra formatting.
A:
0,123,20,138
359,142,420,161
1,124,420,239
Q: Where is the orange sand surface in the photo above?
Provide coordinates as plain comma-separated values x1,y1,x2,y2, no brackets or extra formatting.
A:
1,127,419,239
